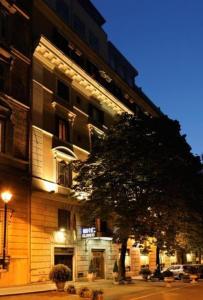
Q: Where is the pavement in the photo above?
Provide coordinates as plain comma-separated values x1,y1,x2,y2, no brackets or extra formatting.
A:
1,280,203,300
0,279,115,296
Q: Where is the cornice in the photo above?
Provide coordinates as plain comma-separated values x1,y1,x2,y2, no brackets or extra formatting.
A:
34,36,133,115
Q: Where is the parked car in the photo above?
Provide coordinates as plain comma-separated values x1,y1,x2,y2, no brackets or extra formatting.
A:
162,264,203,280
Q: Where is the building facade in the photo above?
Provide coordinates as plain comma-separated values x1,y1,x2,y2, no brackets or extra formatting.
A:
0,0,31,286
0,0,163,287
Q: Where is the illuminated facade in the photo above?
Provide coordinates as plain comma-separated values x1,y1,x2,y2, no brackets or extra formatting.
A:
0,0,31,286
30,0,162,283
0,0,163,287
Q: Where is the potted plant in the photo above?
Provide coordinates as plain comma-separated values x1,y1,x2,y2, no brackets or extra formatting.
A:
92,289,104,300
87,259,96,281
163,270,174,287
92,290,104,300
188,267,198,283
150,268,162,281
112,260,119,284
182,274,190,283
139,267,152,281
49,264,71,291
78,287,93,299
67,284,77,294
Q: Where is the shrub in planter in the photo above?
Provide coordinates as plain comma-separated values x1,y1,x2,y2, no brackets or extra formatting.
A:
67,284,77,294
139,267,152,280
49,264,71,291
92,289,104,300
78,287,93,298
87,259,96,281
182,274,190,283
112,260,119,282
163,270,174,287
150,268,162,281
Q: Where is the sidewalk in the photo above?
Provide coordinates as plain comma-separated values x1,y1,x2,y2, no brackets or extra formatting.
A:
0,280,114,296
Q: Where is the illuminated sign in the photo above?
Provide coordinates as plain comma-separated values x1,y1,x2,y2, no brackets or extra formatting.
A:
81,227,96,238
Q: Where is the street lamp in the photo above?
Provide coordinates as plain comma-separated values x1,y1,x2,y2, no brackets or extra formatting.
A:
1,191,12,269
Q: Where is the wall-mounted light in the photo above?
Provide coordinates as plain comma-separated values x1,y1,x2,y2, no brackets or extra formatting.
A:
1,191,12,269
54,228,67,244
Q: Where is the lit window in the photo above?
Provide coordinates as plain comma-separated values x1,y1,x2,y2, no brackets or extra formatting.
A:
57,118,69,142
57,160,72,188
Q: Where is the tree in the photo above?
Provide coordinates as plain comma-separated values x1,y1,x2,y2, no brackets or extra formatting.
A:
73,113,202,279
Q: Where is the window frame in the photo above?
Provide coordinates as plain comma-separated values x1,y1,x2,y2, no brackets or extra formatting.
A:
56,80,70,102
58,209,71,231
56,116,70,142
57,160,72,188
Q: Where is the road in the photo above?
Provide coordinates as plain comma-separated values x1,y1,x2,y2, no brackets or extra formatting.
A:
1,281,203,300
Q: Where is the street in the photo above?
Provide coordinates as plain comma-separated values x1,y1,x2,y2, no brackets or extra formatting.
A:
1,281,203,300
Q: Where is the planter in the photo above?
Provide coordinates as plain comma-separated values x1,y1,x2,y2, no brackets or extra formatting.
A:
142,274,149,281
150,277,159,282
87,272,95,282
182,277,190,283
112,272,119,284
164,277,174,287
56,281,66,291
95,295,104,300
190,274,198,284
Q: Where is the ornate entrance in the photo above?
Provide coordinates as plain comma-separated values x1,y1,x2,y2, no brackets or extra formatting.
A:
92,250,105,279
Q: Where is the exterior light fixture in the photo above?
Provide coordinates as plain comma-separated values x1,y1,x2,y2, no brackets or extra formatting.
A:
1,191,12,269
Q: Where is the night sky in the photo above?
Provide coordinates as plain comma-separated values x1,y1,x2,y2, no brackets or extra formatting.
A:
92,0,203,157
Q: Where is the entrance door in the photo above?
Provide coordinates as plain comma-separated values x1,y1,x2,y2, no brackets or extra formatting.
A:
92,250,105,279
54,247,74,280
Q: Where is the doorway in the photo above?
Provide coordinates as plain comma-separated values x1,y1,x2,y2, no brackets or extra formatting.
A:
54,247,74,279
92,250,105,279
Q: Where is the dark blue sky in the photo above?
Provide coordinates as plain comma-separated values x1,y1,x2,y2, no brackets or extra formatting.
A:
92,0,203,156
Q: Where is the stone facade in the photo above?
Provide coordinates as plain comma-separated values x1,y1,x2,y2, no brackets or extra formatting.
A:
0,0,162,287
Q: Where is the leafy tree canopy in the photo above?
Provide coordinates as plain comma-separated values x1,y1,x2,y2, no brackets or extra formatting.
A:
73,113,203,257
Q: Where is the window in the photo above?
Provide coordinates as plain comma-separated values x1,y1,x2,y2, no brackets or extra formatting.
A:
11,13,30,56
57,160,72,188
57,118,69,142
76,96,82,105
88,104,104,125
58,209,70,230
57,80,69,101
73,15,85,39
0,9,8,43
0,119,5,152
85,60,99,78
53,30,69,55
89,31,100,52
56,0,69,23
0,61,9,92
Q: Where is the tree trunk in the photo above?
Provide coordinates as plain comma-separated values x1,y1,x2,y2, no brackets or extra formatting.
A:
156,246,160,273
177,249,187,264
119,238,128,281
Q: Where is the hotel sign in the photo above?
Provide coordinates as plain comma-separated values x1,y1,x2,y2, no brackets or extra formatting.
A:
81,227,96,238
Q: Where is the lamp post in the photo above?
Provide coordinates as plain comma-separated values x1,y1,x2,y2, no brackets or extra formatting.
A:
1,191,12,269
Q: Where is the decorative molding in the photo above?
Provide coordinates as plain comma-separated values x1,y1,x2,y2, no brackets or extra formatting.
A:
52,101,76,124
34,36,133,115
